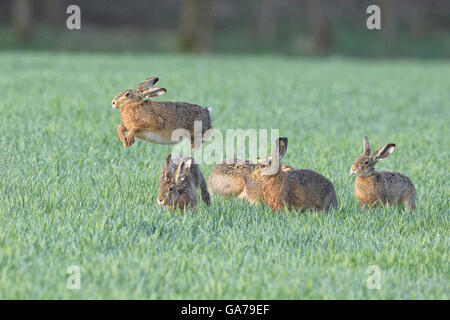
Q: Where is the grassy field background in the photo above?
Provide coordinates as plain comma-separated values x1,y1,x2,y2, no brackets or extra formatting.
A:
0,52,448,299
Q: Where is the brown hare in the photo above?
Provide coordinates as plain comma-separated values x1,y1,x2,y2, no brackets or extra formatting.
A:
247,137,338,213
157,154,211,210
208,159,293,199
351,136,416,210
112,77,212,149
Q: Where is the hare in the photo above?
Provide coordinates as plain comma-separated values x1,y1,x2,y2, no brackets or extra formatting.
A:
208,159,293,199
112,77,212,149
350,136,416,210
157,154,211,210
246,137,338,213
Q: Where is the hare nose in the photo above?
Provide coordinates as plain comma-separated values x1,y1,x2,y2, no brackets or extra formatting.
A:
158,198,163,204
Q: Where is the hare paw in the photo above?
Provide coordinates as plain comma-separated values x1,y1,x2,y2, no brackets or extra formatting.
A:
124,136,134,147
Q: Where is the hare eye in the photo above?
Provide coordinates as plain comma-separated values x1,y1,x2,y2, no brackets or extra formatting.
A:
125,92,131,98
364,160,369,165
169,186,174,192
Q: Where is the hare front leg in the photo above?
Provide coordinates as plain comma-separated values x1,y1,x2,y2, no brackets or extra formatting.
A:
117,124,127,147
124,128,136,147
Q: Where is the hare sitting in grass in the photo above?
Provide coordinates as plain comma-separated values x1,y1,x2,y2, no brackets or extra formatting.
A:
208,159,293,200
157,154,211,210
350,136,416,210
246,137,338,213
112,77,212,150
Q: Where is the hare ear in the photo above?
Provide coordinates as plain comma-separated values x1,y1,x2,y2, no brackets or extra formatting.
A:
174,159,192,183
372,143,396,164
164,154,173,179
137,77,159,91
261,137,288,176
164,153,172,169
363,136,371,156
272,137,288,161
141,86,167,98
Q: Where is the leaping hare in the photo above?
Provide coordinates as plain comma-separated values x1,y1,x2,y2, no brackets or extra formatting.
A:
112,77,212,150
350,136,416,210
157,154,211,210
247,137,338,213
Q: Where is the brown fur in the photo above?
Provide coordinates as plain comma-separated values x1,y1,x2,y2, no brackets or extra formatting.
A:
208,159,293,199
248,168,338,212
112,77,212,149
157,154,211,211
247,138,338,213
351,136,416,210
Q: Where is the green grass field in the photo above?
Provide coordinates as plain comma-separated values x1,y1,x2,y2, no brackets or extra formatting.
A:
0,52,448,299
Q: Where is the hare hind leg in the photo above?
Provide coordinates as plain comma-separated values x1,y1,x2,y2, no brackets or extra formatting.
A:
400,187,416,211
403,194,416,211
323,192,338,213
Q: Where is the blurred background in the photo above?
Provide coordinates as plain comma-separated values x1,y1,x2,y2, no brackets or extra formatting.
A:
0,0,449,58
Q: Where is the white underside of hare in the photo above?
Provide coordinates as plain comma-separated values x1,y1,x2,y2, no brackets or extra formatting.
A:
136,131,181,145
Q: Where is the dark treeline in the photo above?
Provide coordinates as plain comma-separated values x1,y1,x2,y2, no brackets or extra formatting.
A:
1,0,449,57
